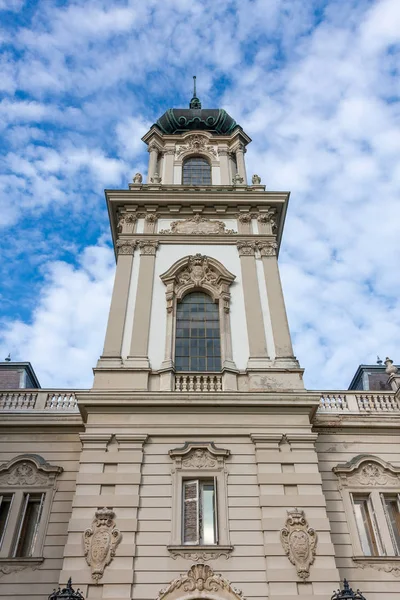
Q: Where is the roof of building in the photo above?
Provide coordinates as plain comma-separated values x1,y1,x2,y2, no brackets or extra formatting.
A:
348,362,398,391
0,361,41,389
154,77,240,136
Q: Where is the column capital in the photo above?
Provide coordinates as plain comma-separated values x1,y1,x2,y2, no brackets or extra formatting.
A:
117,211,137,234
258,241,278,256
237,241,257,256
255,208,276,223
138,240,159,255
236,142,247,153
144,212,160,223
148,141,160,153
236,212,253,223
116,239,137,255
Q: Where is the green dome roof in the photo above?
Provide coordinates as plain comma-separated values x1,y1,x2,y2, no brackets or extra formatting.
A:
155,108,240,136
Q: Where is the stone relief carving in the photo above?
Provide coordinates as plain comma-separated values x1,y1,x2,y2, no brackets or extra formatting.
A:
237,241,257,256
83,507,122,582
252,174,261,184
157,564,245,600
280,509,317,580
138,240,159,255
133,172,142,184
178,254,218,288
150,172,162,184
116,239,136,255
236,212,252,223
169,548,232,561
258,241,278,257
169,442,230,472
0,454,63,487
176,134,217,158
117,212,137,234
354,560,400,577
232,173,244,185
333,455,400,490
144,212,159,223
160,214,236,235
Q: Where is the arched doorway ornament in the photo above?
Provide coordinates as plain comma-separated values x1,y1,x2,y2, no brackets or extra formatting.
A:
157,564,246,600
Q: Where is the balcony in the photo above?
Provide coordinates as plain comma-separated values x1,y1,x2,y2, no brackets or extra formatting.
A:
318,391,400,413
174,373,223,392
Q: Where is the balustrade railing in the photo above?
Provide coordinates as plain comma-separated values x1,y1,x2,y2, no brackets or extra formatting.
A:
175,373,223,392
0,390,79,411
318,391,399,413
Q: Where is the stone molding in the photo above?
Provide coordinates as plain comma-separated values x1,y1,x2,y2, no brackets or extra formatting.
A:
354,557,400,577
0,454,63,487
176,133,217,158
280,509,317,580
169,442,230,471
160,254,235,310
138,240,159,255
157,564,245,600
144,212,160,223
116,239,136,255
167,545,233,561
333,454,400,489
258,241,278,256
0,557,44,579
237,241,257,256
83,507,122,582
160,214,236,235
117,211,137,234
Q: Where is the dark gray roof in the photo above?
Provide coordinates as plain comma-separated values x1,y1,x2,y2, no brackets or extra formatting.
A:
155,108,240,136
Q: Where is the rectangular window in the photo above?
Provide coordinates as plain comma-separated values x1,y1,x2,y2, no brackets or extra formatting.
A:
382,494,400,555
352,494,382,556
0,494,13,549
183,479,217,545
13,493,45,557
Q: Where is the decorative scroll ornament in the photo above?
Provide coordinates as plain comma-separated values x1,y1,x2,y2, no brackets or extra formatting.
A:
257,241,278,257
116,239,136,255
169,442,230,472
280,509,317,580
176,134,217,158
237,241,256,256
157,564,246,600
331,579,367,600
160,214,236,235
138,240,159,255
83,508,122,582
0,454,63,487
132,172,142,184
169,547,232,561
355,559,400,577
333,455,400,489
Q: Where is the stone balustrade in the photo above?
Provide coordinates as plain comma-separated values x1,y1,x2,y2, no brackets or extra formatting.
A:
0,390,79,411
175,373,223,392
318,391,400,413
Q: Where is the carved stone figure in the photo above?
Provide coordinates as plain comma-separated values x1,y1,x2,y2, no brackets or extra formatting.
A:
150,172,162,184
83,507,122,582
157,564,245,600
176,134,217,158
133,172,142,184
280,509,317,579
232,173,244,185
252,174,261,184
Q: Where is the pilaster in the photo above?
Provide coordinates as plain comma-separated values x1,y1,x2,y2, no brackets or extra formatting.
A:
237,241,270,369
251,432,340,600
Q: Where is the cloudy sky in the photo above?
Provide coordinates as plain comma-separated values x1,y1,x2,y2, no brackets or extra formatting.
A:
0,0,399,390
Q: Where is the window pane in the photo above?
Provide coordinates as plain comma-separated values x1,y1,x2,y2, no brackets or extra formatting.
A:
182,157,212,185
183,481,199,544
352,495,380,556
382,495,400,555
14,493,45,557
0,494,13,548
201,482,216,545
175,292,221,371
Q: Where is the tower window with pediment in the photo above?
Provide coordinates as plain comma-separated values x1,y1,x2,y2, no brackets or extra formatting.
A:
182,156,211,185
175,292,221,372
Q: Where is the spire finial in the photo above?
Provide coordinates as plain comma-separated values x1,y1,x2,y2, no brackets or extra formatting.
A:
189,75,201,109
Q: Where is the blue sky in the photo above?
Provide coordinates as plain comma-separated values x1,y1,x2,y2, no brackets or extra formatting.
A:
0,0,399,389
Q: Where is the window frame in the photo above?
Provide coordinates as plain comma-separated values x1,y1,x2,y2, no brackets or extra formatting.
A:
0,455,62,561
168,442,232,558
334,455,400,559
182,155,212,186
182,477,218,545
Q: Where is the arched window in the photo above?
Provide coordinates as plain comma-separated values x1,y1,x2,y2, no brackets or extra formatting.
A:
175,292,221,371
182,156,211,185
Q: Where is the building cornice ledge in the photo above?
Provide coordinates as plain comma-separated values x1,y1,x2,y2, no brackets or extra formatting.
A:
313,413,400,429
0,413,84,427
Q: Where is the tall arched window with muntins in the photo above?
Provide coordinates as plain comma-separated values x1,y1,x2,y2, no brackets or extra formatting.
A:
182,156,211,185
175,292,221,371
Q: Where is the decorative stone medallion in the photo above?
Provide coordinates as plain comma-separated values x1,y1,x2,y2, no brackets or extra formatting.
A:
83,507,122,582
280,509,317,579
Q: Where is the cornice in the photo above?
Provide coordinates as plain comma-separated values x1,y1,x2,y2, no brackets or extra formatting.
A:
0,413,84,427
313,413,400,429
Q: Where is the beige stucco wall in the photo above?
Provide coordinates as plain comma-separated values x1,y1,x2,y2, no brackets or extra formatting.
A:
0,425,82,600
